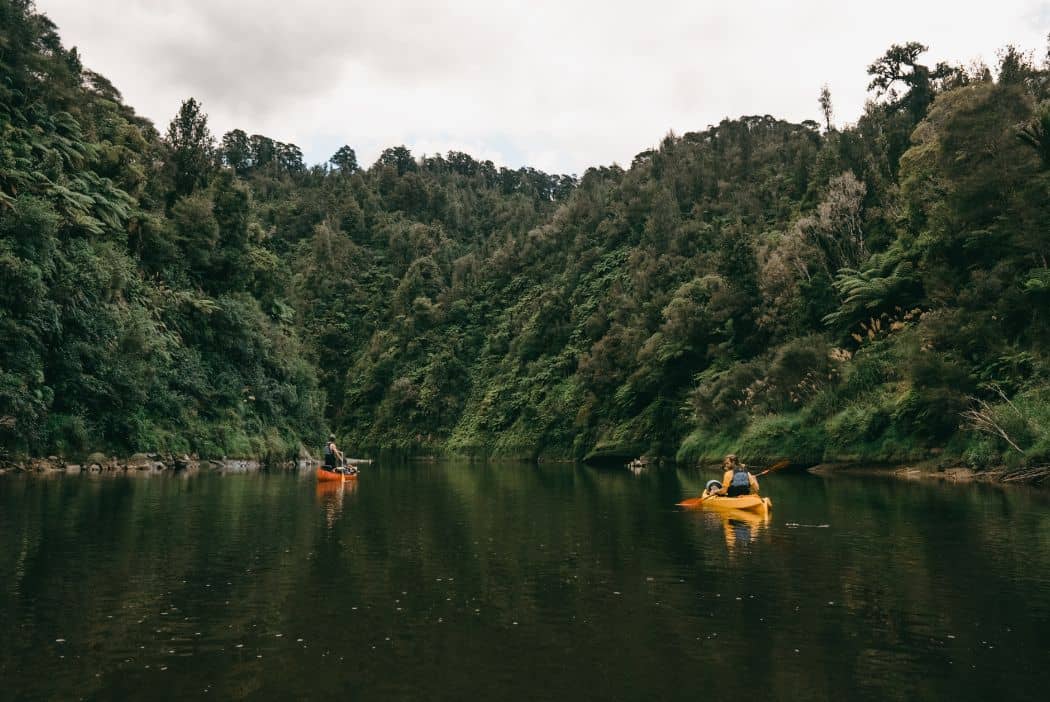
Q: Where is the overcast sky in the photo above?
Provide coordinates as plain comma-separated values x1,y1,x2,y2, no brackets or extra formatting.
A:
36,0,1050,174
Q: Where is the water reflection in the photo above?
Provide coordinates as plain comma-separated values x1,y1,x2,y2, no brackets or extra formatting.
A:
721,510,770,553
315,478,358,530
0,465,1048,701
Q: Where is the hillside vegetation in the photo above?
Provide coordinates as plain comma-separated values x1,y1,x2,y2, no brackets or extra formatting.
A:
3,1,1049,473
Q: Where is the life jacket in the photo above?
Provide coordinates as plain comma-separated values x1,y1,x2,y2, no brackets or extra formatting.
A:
730,467,751,489
324,441,337,467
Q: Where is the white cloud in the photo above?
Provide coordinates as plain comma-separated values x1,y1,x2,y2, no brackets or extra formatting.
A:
37,0,1050,173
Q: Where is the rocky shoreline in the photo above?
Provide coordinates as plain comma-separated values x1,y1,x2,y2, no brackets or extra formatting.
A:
806,460,1049,487
0,452,314,476
3,453,1045,487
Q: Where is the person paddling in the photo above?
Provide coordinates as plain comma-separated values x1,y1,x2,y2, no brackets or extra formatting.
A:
324,434,345,472
713,454,760,497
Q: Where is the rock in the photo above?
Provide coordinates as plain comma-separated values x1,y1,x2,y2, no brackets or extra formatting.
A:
221,459,259,472
127,453,151,470
27,456,65,471
64,464,82,473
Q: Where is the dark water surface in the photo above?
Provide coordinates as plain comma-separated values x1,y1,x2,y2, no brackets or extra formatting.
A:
2,463,1048,701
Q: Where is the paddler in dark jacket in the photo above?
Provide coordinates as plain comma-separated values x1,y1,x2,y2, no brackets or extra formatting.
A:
323,434,344,471
715,454,760,497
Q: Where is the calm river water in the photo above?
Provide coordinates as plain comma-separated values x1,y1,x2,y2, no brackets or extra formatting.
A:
1,463,1048,701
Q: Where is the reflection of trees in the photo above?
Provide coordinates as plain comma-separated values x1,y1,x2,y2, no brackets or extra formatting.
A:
1,467,1048,699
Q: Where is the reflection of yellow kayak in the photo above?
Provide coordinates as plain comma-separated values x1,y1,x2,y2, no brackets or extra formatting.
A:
720,507,771,527
677,494,772,515
722,508,770,550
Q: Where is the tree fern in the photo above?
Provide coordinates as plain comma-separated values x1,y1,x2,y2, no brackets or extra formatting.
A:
824,242,919,326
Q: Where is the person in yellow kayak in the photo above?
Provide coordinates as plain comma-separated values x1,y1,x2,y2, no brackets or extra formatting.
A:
713,454,760,497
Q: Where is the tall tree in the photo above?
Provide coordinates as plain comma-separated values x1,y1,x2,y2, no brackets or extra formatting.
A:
330,145,359,173
277,142,305,174
997,44,1036,85
375,145,417,175
250,134,276,171
866,42,954,122
221,129,252,174
166,98,215,197
819,84,834,132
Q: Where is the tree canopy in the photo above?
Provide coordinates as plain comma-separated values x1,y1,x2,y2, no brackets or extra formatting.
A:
2,0,1049,473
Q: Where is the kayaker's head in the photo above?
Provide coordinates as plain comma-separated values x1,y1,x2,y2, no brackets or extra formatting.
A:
328,433,336,442
723,454,740,471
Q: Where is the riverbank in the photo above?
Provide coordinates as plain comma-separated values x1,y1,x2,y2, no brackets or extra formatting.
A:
0,453,306,476
4,450,1046,487
806,459,1050,486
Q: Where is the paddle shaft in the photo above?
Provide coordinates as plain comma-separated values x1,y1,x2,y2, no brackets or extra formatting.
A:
755,459,791,477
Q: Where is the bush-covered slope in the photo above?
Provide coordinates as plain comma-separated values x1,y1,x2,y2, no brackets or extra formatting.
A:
1,1,324,459
3,1,1049,473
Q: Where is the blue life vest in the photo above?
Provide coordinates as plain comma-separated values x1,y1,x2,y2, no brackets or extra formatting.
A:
730,467,751,488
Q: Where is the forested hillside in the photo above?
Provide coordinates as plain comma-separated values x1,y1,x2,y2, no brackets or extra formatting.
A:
0,0,324,460
3,0,1049,472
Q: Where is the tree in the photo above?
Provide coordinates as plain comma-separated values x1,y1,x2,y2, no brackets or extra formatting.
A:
867,42,955,122
375,145,417,175
1018,102,1050,168
250,134,276,170
330,145,358,173
221,129,252,174
277,142,304,174
165,98,215,197
997,44,1036,86
819,84,834,132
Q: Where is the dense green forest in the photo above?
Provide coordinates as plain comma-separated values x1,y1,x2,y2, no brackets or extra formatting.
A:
2,0,1049,472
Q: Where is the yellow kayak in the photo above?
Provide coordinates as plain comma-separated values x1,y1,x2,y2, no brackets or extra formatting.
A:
677,494,772,515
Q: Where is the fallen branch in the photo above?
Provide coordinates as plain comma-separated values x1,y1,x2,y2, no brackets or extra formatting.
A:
961,399,1026,455
1001,464,1050,483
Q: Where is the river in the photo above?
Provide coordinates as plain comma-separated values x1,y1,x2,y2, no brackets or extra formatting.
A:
1,462,1048,701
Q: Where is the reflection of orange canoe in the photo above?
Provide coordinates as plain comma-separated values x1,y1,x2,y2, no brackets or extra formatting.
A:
316,479,355,492
317,467,358,482
677,494,772,515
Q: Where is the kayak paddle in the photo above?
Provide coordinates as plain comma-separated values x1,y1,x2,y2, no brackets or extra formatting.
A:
755,459,791,477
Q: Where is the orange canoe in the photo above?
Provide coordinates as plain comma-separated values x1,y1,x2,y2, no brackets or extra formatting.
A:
317,467,358,482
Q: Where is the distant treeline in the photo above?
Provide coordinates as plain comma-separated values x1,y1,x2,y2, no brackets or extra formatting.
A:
2,0,1048,470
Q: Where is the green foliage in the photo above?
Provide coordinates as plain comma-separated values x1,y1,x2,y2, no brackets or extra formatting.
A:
165,98,214,197
0,0,323,459
2,0,1048,475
